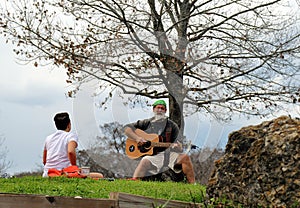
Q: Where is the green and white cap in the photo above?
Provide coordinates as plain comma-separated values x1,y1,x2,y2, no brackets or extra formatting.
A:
152,100,167,107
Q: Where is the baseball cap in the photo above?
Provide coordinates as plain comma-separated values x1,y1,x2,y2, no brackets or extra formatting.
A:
152,100,167,107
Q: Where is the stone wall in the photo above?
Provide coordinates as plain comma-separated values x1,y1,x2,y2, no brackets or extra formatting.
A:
206,116,300,207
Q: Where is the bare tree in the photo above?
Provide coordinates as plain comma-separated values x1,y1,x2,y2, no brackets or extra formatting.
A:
0,135,12,175
0,0,299,129
190,147,225,184
93,122,127,154
80,122,139,178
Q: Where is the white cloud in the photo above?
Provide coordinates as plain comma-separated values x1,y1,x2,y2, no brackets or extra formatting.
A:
0,43,69,107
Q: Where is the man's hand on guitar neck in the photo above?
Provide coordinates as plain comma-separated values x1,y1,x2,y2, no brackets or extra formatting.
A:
170,142,183,152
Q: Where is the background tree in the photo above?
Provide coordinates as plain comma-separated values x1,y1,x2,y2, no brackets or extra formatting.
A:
78,122,138,178
0,135,12,175
190,147,224,184
0,0,299,130
93,122,127,154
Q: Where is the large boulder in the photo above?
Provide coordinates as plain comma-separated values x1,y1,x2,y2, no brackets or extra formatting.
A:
207,116,300,207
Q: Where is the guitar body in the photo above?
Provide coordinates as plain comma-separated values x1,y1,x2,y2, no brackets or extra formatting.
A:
125,129,159,159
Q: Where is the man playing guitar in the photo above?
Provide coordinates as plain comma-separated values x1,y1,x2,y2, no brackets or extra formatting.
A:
124,100,195,184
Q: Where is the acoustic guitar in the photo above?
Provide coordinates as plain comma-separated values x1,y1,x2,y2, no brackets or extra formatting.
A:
125,129,180,159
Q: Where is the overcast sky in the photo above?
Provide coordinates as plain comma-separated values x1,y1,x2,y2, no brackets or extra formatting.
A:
0,38,74,174
1,35,298,176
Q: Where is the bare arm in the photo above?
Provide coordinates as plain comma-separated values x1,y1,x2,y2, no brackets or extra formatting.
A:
68,141,78,166
43,149,47,165
124,127,146,144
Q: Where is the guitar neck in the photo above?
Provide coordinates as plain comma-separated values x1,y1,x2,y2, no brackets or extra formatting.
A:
151,142,172,148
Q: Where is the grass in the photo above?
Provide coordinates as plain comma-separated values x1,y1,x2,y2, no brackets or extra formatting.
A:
0,176,204,203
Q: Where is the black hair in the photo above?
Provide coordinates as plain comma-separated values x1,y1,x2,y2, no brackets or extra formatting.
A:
54,112,70,130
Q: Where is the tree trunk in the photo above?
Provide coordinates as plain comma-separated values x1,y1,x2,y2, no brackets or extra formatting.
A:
169,94,184,134
164,62,185,136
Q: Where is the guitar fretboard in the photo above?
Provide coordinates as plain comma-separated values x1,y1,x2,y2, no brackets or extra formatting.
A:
150,142,172,148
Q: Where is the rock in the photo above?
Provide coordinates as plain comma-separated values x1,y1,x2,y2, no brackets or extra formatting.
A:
206,116,300,207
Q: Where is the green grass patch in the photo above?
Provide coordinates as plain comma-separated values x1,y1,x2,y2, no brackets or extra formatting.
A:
0,176,204,203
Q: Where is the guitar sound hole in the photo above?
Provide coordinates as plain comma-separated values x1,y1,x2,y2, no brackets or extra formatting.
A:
139,141,151,153
129,145,135,152
144,141,151,148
